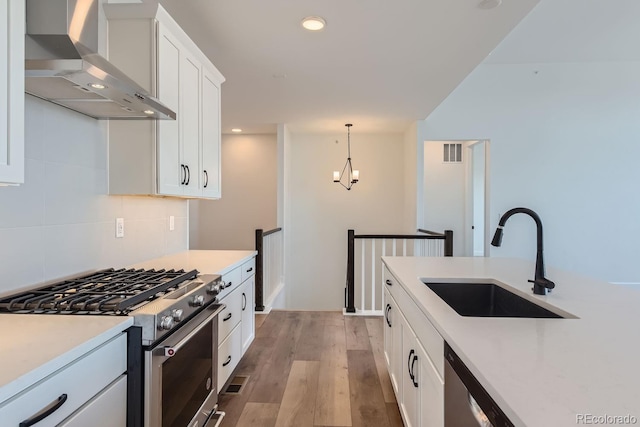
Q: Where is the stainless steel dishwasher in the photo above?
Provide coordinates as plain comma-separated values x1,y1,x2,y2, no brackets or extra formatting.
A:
444,343,515,427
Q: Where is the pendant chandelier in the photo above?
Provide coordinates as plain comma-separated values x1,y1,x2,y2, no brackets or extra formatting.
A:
333,123,359,190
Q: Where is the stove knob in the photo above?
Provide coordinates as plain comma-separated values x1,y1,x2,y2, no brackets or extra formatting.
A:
171,309,184,322
190,294,205,307
207,283,221,296
158,315,174,331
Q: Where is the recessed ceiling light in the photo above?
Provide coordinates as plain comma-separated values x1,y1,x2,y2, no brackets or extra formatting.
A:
143,110,154,115
90,83,106,89
301,16,326,31
231,128,242,133
478,0,502,9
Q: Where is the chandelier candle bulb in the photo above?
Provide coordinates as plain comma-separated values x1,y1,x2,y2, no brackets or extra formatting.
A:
352,170,359,182
333,171,340,182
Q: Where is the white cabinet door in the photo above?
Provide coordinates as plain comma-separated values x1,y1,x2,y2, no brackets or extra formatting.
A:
217,323,242,392
201,69,221,198
180,50,201,197
0,0,24,185
240,276,255,354
416,341,444,427
390,293,403,398
401,315,418,427
383,288,393,368
156,21,182,196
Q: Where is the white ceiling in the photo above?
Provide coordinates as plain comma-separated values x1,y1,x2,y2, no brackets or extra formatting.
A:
150,0,540,134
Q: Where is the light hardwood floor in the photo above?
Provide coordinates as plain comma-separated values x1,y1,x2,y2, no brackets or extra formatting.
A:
218,311,404,427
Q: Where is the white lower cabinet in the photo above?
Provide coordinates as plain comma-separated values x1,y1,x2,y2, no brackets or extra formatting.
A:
416,341,445,427
216,257,256,390
240,276,255,354
384,267,444,427
384,287,403,396
0,333,127,426
217,323,242,392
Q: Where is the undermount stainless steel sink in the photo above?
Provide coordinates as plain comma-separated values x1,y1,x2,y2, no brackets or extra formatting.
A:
423,282,565,318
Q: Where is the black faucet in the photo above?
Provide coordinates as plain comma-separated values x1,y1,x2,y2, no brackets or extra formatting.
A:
491,207,555,295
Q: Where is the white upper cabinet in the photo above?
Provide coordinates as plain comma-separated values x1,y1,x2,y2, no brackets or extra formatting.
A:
0,0,24,185
107,5,224,199
201,69,221,198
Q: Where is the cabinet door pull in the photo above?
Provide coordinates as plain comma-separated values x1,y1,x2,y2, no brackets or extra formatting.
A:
242,293,247,311
203,170,209,188
385,279,393,286
385,304,391,327
181,164,186,185
223,313,232,322
222,355,232,367
407,349,415,380
411,354,419,387
19,393,68,427
185,165,190,185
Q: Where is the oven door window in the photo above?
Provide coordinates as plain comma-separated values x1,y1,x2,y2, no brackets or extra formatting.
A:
161,319,214,427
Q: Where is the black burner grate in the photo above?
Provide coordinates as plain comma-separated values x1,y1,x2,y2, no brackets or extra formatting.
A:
0,268,199,314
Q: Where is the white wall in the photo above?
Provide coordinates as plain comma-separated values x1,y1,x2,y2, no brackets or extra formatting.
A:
402,122,418,232
284,131,405,310
423,141,470,256
189,133,277,250
423,61,640,282
0,96,189,296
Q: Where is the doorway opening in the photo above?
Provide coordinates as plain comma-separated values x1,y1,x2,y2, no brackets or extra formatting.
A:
422,140,490,256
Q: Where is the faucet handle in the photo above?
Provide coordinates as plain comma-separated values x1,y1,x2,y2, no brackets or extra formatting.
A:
528,278,556,290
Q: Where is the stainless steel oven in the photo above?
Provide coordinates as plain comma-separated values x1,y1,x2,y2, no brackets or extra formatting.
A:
145,302,225,427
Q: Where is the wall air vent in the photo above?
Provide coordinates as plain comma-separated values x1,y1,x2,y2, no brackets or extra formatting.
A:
443,143,463,163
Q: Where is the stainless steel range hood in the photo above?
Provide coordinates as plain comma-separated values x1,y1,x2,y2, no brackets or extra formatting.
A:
25,0,175,120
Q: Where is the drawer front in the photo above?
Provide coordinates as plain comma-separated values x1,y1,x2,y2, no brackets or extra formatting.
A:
240,258,255,283
58,375,127,427
218,285,242,343
0,333,127,426
219,266,242,299
217,323,242,392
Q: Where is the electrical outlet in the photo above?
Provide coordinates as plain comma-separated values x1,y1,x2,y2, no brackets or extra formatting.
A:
169,216,175,231
116,218,125,238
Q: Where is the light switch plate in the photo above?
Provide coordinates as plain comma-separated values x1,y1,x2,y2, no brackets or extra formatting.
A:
116,218,125,238
169,216,175,231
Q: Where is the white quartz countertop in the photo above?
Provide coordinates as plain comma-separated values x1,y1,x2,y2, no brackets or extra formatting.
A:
0,315,133,405
382,256,640,427
131,250,257,275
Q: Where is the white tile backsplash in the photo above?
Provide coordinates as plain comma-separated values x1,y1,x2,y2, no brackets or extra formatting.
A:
24,96,46,161
0,98,189,294
42,98,107,170
0,227,45,296
0,159,45,228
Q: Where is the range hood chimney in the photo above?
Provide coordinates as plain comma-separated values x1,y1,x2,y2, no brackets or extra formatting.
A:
25,0,175,120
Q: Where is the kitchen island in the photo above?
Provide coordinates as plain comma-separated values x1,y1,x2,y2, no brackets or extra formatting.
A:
382,256,640,426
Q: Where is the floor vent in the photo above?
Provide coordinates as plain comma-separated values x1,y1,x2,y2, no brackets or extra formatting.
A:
223,375,249,394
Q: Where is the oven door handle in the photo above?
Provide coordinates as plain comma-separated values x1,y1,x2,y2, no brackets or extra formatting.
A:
161,304,225,355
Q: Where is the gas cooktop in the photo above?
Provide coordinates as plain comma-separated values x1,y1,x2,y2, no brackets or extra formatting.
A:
0,268,201,315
